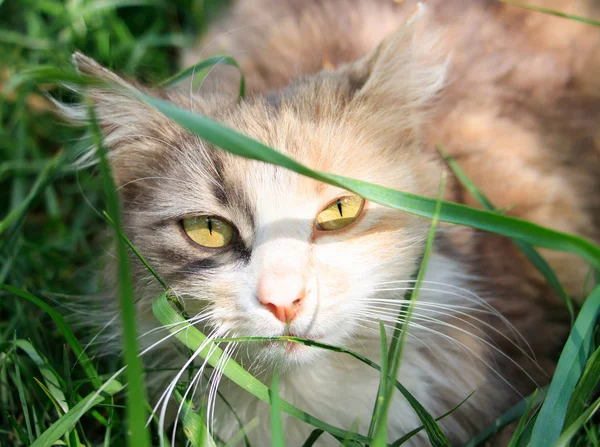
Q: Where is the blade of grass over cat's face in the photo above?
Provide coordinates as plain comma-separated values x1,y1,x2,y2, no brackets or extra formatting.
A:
89,105,150,447
136,93,600,271
528,284,600,446
8,69,600,269
103,211,168,291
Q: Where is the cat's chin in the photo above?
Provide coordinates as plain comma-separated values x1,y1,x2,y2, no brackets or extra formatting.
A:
242,334,331,370
264,340,325,368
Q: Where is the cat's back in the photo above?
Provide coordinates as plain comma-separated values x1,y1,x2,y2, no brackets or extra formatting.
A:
184,0,600,97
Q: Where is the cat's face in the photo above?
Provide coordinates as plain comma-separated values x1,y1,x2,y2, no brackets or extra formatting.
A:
74,20,446,366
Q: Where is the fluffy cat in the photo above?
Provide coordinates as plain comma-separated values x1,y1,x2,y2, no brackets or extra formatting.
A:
71,0,600,445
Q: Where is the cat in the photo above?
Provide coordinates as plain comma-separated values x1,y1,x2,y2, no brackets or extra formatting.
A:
68,0,600,445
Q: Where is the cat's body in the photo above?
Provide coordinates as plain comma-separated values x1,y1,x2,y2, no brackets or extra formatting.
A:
72,0,600,445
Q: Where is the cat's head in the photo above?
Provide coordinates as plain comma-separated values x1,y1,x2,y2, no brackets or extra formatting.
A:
72,17,448,367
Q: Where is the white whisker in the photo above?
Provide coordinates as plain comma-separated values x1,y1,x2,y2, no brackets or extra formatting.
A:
361,301,537,361
354,310,542,391
364,280,533,355
154,328,224,447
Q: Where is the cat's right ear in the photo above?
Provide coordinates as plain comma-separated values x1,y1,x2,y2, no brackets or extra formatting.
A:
69,52,160,138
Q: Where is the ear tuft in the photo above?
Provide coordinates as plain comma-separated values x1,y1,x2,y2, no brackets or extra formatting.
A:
60,53,167,171
72,51,133,89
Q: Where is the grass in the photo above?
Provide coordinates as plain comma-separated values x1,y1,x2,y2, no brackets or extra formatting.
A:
1,1,600,446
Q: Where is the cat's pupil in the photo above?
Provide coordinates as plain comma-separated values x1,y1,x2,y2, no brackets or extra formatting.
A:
207,217,213,235
336,199,343,217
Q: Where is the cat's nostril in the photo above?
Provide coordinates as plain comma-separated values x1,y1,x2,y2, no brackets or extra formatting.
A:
264,302,279,317
261,300,302,323
259,290,305,323
257,274,306,323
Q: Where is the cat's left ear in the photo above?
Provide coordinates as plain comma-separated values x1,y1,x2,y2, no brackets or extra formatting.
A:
66,53,177,186
347,4,447,119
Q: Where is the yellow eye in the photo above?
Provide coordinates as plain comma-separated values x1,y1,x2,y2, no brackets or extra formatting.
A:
316,196,365,231
182,216,234,248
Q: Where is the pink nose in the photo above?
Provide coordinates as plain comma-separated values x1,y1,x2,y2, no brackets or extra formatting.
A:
257,273,306,323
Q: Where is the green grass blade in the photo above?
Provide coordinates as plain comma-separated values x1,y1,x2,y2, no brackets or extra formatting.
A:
373,174,450,447
14,355,34,442
32,378,65,416
438,145,574,320
159,56,246,98
152,293,373,444
103,397,114,447
15,340,68,414
0,284,102,389
564,344,600,428
223,419,260,447
513,406,541,447
507,388,540,447
103,211,168,290
555,396,600,447
301,429,325,447
528,285,600,446
3,409,30,445
367,322,389,438
391,392,474,446
89,104,150,447
500,1,600,26
270,371,285,447
462,388,545,447
30,377,124,447
0,150,62,236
